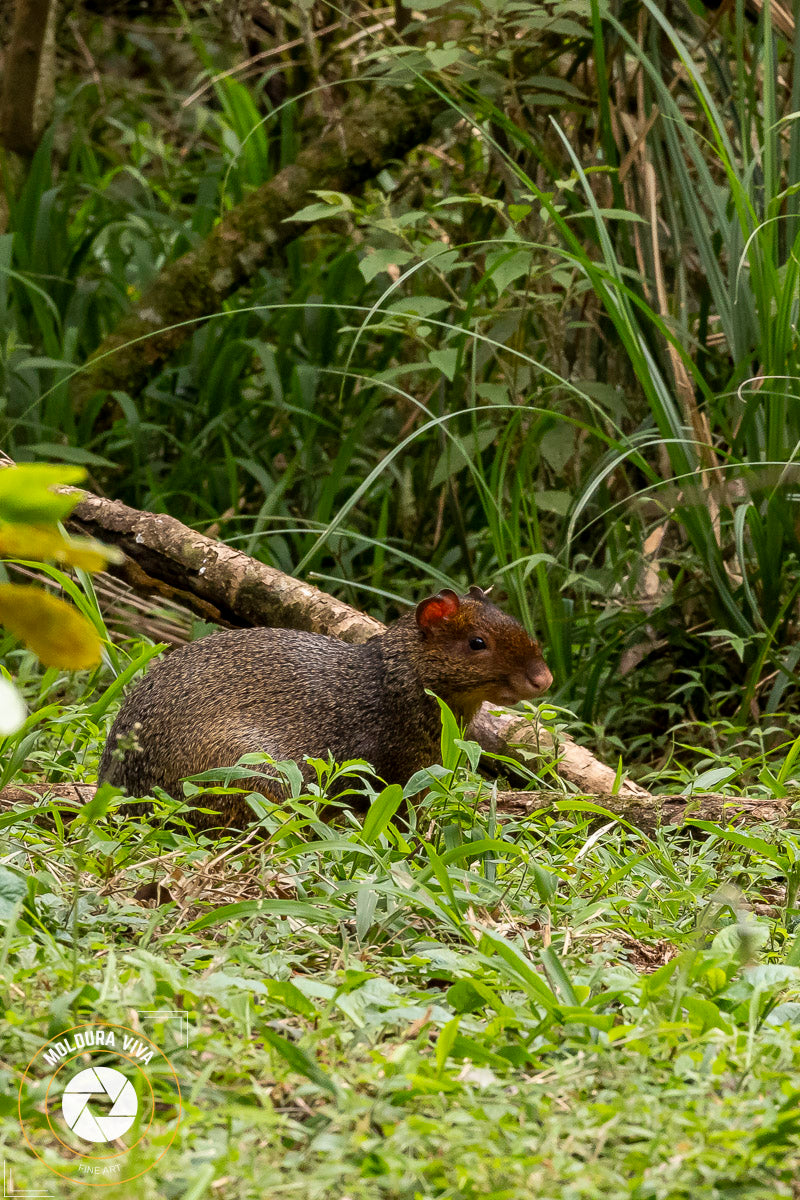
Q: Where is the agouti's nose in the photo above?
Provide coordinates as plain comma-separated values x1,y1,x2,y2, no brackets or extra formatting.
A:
527,659,553,695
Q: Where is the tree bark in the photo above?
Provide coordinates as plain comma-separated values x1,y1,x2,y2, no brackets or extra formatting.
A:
0,0,54,157
470,706,652,798
491,790,793,836
0,783,793,836
68,490,384,642
72,88,443,407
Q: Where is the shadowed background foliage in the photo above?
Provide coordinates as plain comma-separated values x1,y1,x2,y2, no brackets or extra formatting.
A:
2,0,799,771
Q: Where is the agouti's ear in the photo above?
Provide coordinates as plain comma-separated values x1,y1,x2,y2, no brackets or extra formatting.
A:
416,589,461,630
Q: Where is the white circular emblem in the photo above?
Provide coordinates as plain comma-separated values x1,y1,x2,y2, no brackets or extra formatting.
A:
60,1066,138,1143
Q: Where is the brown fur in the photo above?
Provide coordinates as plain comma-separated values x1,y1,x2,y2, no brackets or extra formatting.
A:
98,586,552,830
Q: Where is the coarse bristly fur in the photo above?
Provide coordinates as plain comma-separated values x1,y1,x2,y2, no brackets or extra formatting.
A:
98,586,552,830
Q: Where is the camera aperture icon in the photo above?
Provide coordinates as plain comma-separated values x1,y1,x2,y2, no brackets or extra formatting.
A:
61,1066,138,1143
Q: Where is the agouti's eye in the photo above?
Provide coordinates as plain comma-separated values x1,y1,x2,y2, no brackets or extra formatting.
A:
469,636,487,651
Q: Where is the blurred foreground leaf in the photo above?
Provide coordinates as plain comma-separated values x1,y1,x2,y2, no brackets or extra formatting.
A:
0,584,102,669
0,523,121,571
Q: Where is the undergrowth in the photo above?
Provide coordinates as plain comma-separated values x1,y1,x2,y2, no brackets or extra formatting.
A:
3,644,800,1196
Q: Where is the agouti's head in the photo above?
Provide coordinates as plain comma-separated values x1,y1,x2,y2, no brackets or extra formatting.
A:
411,585,553,715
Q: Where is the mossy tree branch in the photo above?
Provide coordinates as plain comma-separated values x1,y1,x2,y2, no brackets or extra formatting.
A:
73,88,443,406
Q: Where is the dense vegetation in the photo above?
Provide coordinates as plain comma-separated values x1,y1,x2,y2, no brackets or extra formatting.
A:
2,0,799,760
3,1,800,1195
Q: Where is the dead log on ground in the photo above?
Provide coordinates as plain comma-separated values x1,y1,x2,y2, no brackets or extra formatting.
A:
489,790,796,836
0,783,794,835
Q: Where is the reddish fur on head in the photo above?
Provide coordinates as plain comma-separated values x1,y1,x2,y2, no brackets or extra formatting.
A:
411,584,553,714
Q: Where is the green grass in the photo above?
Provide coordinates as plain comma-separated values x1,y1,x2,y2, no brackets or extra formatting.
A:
3,635,800,1196
3,754,800,1194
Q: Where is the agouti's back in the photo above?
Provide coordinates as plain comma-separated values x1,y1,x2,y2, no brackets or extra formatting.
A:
99,586,552,828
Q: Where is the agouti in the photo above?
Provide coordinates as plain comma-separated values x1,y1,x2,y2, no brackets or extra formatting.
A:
98,586,552,829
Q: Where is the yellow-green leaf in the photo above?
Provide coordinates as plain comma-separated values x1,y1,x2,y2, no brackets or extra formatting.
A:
0,464,86,524
0,584,102,669
0,523,121,571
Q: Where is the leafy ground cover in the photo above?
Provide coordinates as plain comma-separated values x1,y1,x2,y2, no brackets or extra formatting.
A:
2,630,800,1198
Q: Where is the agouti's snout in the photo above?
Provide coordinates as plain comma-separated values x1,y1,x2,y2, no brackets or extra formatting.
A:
502,655,553,704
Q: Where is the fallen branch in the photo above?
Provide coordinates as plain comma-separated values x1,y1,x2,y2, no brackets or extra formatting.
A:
470,707,652,799
68,491,384,640
491,790,796,836
66,487,650,798
1,784,96,814
1,783,794,835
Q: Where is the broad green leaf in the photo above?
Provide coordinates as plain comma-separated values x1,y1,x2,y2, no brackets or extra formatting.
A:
74,781,119,827
260,1027,338,1096
533,864,558,902
288,191,354,223
428,348,459,381
288,202,347,223
690,823,787,867
359,247,413,283
540,423,577,472
437,194,505,211
534,490,573,516
765,1003,800,1027
681,994,733,1034
446,979,499,1014
690,765,737,790
264,979,318,1018
0,584,102,669
540,947,579,1004
309,189,353,207
435,1016,460,1074
0,865,27,917
430,426,497,489
386,295,450,318
433,694,463,772
479,930,558,1008
186,897,349,932
451,1035,517,1069
361,783,404,845
484,247,532,295
355,885,379,941
426,46,463,70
